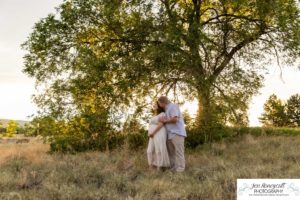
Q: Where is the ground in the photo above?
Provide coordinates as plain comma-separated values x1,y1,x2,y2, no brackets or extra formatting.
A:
0,134,300,200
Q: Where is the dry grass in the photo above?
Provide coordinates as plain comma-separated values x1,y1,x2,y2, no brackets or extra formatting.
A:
1,135,300,200
0,141,49,165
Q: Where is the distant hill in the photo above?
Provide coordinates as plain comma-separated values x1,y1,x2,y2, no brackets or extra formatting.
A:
0,119,29,128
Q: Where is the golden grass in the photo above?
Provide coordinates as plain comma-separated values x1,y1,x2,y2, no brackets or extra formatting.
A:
0,141,49,165
1,135,300,200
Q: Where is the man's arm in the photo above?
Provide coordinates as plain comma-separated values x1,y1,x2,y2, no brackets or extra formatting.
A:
161,116,178,124
159,105,180,124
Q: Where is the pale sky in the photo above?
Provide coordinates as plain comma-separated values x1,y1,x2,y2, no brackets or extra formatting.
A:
0,0,299,126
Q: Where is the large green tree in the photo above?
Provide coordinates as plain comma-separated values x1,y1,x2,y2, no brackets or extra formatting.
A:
260,94,287,127
286,94,300,127
23,0,300,131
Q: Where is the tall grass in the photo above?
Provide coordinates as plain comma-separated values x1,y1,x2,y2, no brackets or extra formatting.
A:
1,134,300,199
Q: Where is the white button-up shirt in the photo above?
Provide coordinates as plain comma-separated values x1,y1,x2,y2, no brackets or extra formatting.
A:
165,103,187,139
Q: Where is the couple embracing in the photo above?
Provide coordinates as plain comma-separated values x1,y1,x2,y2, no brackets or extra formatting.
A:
147,96,187,172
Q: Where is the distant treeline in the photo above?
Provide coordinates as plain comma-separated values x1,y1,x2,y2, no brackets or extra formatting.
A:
0,120,29,137
0,119,28,128
260,94,300,127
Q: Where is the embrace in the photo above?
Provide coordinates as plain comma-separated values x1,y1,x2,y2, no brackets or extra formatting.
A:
147,96,187,172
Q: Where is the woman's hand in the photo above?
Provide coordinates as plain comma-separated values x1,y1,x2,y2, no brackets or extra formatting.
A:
159,116,167,123
148,122,164,138
148,132,154,138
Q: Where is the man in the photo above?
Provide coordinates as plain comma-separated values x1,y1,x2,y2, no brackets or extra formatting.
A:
157,96,187,172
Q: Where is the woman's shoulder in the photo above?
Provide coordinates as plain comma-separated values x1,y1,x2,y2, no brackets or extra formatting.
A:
151,112,165,119
158,112,166,117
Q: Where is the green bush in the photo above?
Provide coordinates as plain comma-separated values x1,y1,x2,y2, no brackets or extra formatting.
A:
185,126,300,150
185,128,206,149
127,130,148,150
106,132,127,150
50,135,82,153
263,127,300,136
50,133,127,153
185,124,234,149
231,127,300,137
0,127,5,134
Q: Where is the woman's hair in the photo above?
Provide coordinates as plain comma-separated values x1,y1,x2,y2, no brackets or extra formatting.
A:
155,101,164,115
158,96,170,104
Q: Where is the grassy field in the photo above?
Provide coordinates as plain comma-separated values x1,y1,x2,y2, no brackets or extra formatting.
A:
1,134,300,200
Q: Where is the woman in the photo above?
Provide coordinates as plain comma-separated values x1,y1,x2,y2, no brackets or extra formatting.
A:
147,102,170,169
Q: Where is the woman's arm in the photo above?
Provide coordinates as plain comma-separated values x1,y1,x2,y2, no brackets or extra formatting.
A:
149,122,164,138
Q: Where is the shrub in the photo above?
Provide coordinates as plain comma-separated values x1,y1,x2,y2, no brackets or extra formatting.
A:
185,129,206,149
49,132,127,153
232,127,300,137
0,127,5,134
185,123,234,149
127,130,148,150
249,127,265,136
50,135,81,153
5,120,18,137
185,126,300,150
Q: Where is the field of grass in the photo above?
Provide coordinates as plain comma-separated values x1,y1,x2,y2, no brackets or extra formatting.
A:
1,134,300,200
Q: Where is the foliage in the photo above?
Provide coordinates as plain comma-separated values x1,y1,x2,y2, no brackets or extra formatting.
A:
20,123,37,137
182,110,194,128
259,94,287,127
127,130,148,150
123,115,148,150
27,115,124,153
185,124,233,148
186,126,300,149
260,94,300,127
22,0,300,144
5,120,18,137
0,122,4,134
286,94,300,127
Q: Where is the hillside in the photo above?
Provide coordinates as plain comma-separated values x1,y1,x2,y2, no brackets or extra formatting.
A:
0,119,29,127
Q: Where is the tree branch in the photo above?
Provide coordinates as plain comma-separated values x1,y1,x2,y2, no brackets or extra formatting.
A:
212,83,239,122
211,29,266,81
201,13,263,26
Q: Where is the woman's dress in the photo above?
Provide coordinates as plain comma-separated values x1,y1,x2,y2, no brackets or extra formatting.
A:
147,113,170,167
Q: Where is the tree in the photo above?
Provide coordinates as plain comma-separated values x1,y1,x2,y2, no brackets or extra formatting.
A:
23,0,300,137
182,110,194,128
5,120,18,137
260,94,287,127
0,122,4,134
286,94,300,127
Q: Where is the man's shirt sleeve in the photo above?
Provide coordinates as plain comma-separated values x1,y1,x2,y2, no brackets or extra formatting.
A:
169,105,179,118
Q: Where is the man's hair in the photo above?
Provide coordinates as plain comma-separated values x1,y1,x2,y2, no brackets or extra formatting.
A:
158,96,170,104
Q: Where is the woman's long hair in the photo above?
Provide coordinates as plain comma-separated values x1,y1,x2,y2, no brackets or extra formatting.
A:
155,101,164,115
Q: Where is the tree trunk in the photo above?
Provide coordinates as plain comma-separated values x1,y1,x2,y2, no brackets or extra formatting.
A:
195,87,213,142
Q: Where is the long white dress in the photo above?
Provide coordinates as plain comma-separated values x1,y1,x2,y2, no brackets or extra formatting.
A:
147,112,170,167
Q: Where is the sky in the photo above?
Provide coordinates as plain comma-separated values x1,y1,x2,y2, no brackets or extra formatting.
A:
0,0,62,120
0,0,299,126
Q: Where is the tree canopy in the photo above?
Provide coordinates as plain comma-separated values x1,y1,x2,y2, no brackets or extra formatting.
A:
260,94,300,127
260,94,287,127
286,94,300,126
23,0,300,134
